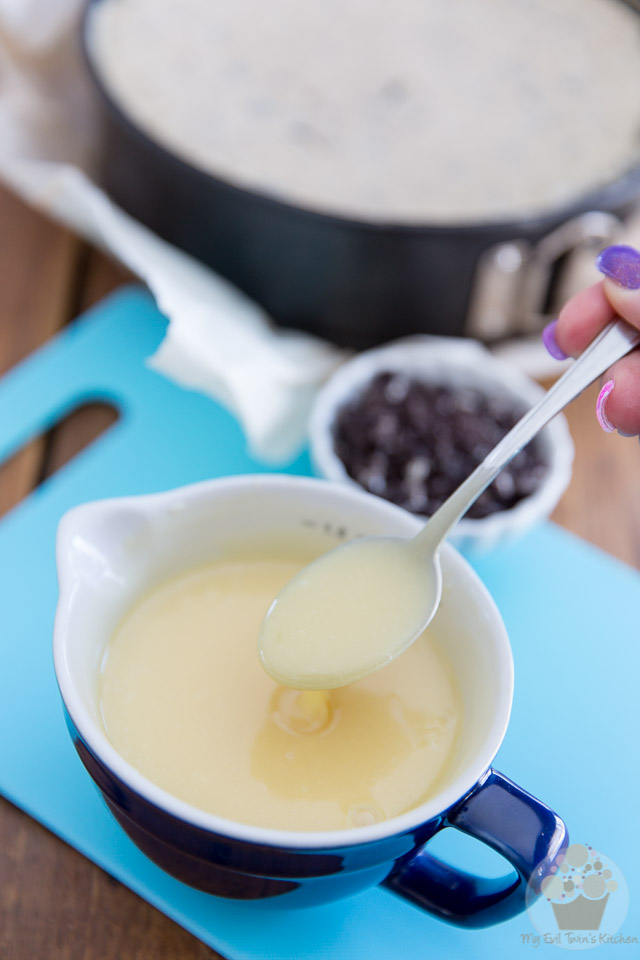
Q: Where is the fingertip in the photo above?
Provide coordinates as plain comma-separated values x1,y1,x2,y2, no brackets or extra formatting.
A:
595,380,615,433
596,245,640,290
596,352,640,438
602,277,640,333
542,319,568,360
554,282,615,356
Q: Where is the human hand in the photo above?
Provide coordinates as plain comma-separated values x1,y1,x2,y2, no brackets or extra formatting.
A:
543,245,640,436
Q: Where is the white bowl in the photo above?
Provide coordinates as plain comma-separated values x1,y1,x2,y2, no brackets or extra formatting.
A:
309,336,574,553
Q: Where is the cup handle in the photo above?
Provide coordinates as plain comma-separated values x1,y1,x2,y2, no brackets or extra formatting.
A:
383,768,568,927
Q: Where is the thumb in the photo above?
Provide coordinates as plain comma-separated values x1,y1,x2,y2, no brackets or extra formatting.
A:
597,245,640,330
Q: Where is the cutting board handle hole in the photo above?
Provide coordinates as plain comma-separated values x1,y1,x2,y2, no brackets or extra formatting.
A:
0,400,119,519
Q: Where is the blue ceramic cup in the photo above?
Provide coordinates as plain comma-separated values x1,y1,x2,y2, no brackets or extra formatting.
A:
53,475,567,926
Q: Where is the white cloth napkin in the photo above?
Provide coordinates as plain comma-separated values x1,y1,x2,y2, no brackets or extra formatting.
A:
0,0,345,463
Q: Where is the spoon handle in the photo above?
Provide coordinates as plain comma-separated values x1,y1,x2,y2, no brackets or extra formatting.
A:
417,319,640,551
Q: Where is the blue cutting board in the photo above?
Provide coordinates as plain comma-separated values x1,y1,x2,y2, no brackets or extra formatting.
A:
0,288,638,958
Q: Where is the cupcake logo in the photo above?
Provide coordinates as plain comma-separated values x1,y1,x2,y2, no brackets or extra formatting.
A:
544,844,618,931
524,843,633,951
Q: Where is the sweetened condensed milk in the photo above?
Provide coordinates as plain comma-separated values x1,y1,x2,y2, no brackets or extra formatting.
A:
99,555,460,831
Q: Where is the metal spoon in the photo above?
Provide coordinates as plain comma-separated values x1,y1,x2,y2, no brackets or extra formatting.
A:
259,319,640,690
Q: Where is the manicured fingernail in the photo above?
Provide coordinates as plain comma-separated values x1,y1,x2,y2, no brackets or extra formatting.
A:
596,245,640,289
542,319,568,360
596,380,615,433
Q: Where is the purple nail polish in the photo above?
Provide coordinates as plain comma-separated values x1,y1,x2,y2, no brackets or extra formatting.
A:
596,380,615,433
596,245,640,289
542,319,568,360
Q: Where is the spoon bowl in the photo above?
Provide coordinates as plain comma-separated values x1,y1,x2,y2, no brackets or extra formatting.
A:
258,535,442,689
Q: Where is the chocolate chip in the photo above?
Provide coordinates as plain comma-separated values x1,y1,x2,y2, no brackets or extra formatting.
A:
493,470,516,500
331,373,548,519
404,455,432,485
384,373,411,404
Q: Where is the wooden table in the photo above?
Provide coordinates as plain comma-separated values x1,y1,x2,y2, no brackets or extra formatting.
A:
0,184,639,960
